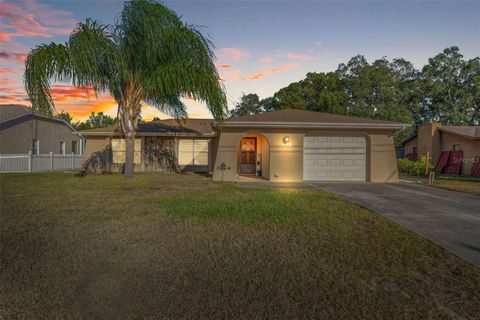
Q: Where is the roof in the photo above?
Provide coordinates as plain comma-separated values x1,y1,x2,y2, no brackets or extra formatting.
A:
0,104,34,121
80,118,215,137
439,126,480,140
0,104,79,134
400,133,418,145
224,109,409,129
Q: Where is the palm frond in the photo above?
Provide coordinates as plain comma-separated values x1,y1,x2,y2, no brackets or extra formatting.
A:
145,96,188,119
24,43,71,115
68,18,120,95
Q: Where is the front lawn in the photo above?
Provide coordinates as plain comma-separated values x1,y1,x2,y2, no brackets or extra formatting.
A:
400,174,480,196
1,173,479,319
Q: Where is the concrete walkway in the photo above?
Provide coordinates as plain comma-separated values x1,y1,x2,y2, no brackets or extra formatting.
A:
240,180,480,267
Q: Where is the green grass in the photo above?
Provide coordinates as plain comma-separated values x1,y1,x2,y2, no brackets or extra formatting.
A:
401,174,480,195
1,173,479,319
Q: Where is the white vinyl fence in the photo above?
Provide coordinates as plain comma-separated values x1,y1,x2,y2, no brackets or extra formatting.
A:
0,152,83,173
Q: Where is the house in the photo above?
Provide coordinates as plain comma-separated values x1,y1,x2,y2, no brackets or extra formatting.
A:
402,123,480,176
79,118,217,173
80,109,408,182
0,104,83,155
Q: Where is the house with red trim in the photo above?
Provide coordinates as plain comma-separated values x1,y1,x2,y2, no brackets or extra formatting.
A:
402,123,480,176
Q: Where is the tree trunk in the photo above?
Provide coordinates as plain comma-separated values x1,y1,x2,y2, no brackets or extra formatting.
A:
118,84,142,179
124,132,135,178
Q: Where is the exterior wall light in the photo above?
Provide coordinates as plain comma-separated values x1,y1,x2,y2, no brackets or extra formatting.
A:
282,136,291,146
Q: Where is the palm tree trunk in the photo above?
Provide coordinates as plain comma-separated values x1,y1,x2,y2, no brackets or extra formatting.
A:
124,131,135,178
119,99,138,179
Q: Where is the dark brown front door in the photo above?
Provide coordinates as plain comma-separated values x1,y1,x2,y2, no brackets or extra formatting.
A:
240,137,256,174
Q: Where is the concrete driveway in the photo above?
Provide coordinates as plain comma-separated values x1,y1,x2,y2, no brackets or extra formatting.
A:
311,182,480,267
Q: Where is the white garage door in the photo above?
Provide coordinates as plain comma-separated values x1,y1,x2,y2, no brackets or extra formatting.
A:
303,136,366,181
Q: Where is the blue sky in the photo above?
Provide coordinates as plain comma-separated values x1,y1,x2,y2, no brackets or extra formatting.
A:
1,0,479,120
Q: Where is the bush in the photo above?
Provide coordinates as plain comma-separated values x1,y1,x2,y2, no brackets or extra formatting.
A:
397,155,434,176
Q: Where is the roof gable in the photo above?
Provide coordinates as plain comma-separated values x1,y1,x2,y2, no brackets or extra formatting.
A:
439,126,480,139
0,104,78,133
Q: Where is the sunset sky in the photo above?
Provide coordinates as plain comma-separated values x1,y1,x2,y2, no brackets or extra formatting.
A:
1,0,479,121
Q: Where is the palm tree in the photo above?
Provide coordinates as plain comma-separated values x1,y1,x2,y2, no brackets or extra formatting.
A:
24,0,227,178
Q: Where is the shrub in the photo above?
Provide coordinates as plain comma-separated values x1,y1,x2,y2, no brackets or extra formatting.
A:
397,155,434,176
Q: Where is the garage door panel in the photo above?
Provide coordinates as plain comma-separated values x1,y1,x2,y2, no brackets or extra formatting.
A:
303,136,366,182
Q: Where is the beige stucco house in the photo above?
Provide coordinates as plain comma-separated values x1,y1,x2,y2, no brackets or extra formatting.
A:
80,109,408,182
402,123,480,176
0,104,83,155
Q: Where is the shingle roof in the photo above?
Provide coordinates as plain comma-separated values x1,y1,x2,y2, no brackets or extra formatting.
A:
0,104,33,121
439,126,480,139
80,118,215,136
0,104,78,133
227,109,406,125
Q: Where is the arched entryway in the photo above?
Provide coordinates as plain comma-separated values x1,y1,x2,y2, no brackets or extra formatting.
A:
237,133,270,180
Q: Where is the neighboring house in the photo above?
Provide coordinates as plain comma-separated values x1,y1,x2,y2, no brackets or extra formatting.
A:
0,104,83,155
402,123,480,176
80,109,408,182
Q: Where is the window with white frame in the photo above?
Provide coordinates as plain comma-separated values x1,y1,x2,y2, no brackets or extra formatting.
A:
71,141,77,154
178,139,209,166
59,141,65,154
79,139,85,155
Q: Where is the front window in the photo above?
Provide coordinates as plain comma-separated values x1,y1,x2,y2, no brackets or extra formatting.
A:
178,139,209,166
453,144,462,151
59,142,65,154
412,147,418,154
111,139,141,164
71,141,77,154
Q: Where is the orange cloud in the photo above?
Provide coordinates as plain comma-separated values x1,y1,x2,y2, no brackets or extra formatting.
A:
218,48,250,61
278,52,314,61
0,0,75,43
0,67,20,74
242,63,300,81
215,64,232,69
220,69,241,82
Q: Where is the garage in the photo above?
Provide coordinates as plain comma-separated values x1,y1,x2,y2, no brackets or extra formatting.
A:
303,136,367,181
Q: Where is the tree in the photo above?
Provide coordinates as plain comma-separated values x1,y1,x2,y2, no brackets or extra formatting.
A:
419,47,479,125
75,112,117,130
463,57,480,124
24,0,227,178
56,110,73,124
229,93,262,117
336,56,414,123
269,72,348,114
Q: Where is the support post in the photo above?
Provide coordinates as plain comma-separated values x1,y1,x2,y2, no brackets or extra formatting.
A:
425,152,430,176
28,150,32,172
50,151,53,172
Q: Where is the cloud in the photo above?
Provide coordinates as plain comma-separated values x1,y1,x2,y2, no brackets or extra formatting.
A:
47,85,117,120
0,0,76,43
260,56,273,64
220,69,241,82
277,52,314,61
215,64,232,69
0,51,28,64
0,86,29,104
218,48,250,61
0,67,20,74
242,63,300,81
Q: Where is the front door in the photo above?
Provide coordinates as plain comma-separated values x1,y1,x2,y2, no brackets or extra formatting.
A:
240,137,256,174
